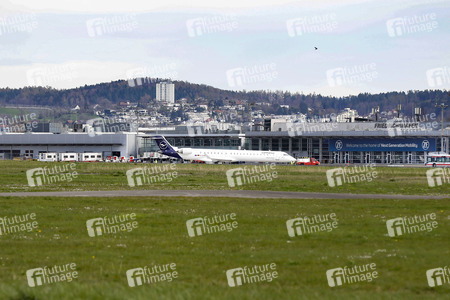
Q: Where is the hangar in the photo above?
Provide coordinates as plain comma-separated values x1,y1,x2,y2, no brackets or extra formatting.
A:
0,132,136,160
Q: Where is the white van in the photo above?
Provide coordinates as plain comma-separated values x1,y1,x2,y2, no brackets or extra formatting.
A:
38,153,59,162
81,153,103,162
59,153,80,162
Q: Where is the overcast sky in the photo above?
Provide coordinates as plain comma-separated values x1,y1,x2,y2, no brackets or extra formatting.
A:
0,0,449,96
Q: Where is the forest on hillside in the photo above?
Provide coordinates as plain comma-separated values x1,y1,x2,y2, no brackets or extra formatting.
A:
0,78,448,118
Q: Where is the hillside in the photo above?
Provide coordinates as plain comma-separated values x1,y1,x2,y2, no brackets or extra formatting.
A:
0,79,448,118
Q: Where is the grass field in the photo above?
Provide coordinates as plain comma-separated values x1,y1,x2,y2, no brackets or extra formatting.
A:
0,196,448,300
1,161,449,195
1,161,448,299
0,108,25,116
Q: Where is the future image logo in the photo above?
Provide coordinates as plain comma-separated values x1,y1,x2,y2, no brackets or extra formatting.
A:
386,213,438,237
286,13,338,37
226,263,278,287
126,268,145,287
26,63,79,87
186,123,204,137
386,115,438,137
0,13,38,36
285,114,338,137
286,213,338,237
426,267,449,287
126,68,147,87
0,113,38,134
326,164,378,187
326,263,378,287
0,213,39,236
126,164,178,187
186,213,238,237
125,63,178,87
186,15,238,38
86,14,138,37
326,63,377,87
386,13,438,37
26,263,78,287
26,164,78,187
126,263,178,287
426,168,449,187
226,63,277,88
226,164,277,188
86,213,138,237
426,67,450,88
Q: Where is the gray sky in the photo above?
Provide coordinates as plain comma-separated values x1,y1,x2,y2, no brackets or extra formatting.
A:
0,0,449,96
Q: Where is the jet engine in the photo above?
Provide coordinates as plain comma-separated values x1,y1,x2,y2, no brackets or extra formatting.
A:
177,148,192,154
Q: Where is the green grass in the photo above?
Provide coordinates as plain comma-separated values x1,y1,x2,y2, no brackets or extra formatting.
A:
1,161,448,195
0,196,448,299
0,107,25,115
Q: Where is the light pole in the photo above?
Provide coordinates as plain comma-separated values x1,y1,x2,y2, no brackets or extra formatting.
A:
435,103,448,152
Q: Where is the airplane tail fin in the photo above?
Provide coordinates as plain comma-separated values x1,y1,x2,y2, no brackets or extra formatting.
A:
153,136,182,159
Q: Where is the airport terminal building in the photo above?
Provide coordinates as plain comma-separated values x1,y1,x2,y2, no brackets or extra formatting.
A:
0,120,448,164
0,133,136,160
140,120,449,164
244,123,448,164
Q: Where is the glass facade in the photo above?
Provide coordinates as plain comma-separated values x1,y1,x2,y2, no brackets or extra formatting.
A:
138,135,448,164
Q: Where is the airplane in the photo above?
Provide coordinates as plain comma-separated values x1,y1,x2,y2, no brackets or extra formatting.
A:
153,136,297,164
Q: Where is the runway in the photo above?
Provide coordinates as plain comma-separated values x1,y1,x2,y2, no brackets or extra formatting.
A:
0,190,446,199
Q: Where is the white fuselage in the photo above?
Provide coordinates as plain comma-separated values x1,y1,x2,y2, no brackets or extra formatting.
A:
175,147,296,163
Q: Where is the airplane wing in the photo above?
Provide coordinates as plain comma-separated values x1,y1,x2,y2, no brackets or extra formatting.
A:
204,154,237,163
196,156,214,163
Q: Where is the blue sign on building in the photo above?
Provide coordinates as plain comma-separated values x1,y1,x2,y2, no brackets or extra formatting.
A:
329,138,436,152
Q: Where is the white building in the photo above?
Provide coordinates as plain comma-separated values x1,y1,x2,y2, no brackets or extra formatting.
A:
337,108,358,122
0,132,137,159
156,82,175,103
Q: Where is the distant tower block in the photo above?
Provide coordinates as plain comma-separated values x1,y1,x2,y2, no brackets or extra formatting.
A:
156,81,175,103
415,107,422,121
